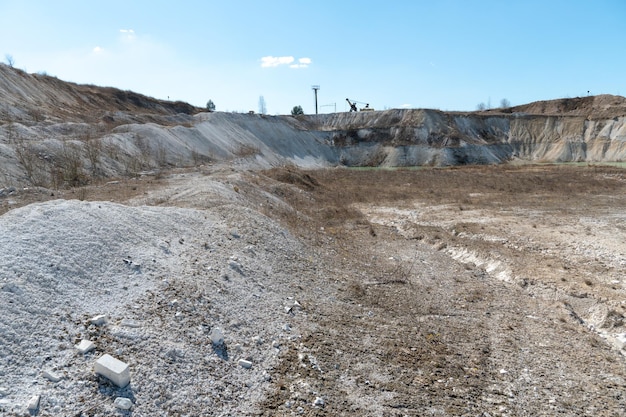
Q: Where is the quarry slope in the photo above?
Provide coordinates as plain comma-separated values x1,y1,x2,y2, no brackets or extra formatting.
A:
2,63,626,189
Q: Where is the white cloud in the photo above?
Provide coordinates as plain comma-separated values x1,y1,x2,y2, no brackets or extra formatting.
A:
261,56,311,69
93,46,103,53
261,56,294,68
119,29,136,42
400,103,411,108
289,57,312,69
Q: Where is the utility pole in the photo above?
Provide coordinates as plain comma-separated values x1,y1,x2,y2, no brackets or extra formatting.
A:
311,85,320,114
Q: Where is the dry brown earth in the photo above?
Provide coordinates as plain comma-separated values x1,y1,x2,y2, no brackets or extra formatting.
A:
251,164,626,416
7,164,623,416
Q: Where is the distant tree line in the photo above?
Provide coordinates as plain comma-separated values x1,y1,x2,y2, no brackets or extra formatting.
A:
477,98,511,111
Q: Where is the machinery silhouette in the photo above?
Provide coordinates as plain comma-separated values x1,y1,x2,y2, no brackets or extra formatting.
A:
346,98,374,112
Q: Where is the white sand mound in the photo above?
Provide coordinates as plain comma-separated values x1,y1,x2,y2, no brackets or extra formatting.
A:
0,197,307,415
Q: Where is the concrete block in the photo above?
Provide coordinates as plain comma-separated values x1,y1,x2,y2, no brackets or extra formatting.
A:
95,354,130,387
76,339,96,354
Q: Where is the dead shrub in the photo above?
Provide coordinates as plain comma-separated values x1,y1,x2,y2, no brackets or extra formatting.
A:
84,138,102,178
57,140,87,187
233,144,261,158
12,136,49,186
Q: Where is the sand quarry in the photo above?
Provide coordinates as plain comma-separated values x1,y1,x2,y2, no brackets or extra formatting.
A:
2,64,626,416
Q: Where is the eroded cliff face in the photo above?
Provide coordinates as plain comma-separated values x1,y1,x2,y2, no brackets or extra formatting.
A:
298,109,626,166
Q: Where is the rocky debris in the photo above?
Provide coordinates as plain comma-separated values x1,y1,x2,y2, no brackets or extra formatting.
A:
0,187,16,197
120,318,141,328
114,397,133,410
26,394,40,412
42,370,62,383
210,327,225,346
75,339,96,354
94,354,131,388
238,359,253,369
90,314,107,326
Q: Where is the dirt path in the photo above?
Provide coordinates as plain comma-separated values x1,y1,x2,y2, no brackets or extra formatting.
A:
256,164,626,416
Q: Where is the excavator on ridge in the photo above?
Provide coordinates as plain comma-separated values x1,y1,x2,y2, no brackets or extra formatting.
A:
346,98,374,112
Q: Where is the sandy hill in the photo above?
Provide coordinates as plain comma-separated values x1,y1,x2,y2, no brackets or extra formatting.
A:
0,63,202,124
507,94,626,119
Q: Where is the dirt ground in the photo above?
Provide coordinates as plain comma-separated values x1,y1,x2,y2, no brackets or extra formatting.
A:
3,163,626,416
254,164,626,416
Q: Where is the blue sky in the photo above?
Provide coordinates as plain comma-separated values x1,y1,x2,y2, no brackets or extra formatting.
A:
1,0,624,114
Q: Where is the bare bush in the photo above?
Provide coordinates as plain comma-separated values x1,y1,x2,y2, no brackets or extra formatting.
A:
12,136,49,186
153,143,168,168
191,149,212,166
58,140,87,187
233,144,261,158
134,134,154,169
84,138,102,177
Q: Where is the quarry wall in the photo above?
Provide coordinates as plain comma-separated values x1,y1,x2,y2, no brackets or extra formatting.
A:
296,110,626,166
2,63,626,186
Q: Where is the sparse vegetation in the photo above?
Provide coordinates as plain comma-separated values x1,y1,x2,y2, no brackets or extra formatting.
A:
233,143,261,158
12,135,48,187
57,140,87,187
84,137,103,178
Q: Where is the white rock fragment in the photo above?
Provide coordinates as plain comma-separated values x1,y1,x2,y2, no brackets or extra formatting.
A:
313,396,325,407
0,387,8,396
120,319,141,328
90,314,107,326
27,395,40,411
95,354,131,387
76,339,96,354
42,370,62,382
114,397,133,410
210,327,224,346
238,359,253,369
